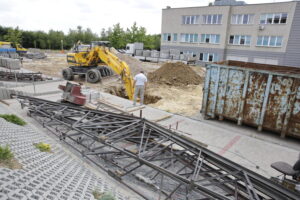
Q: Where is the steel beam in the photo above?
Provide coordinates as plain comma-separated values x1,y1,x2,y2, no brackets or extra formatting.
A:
15,95,299,200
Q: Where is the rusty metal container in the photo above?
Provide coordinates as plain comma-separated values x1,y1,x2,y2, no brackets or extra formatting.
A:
202,60,300,139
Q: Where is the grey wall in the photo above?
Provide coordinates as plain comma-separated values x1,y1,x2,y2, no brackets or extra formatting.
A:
161,1,300,67
161,45,225,65
225,49,286,65
284,2,300,67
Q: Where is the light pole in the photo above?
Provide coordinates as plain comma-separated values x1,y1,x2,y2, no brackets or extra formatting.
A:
61,39,64,53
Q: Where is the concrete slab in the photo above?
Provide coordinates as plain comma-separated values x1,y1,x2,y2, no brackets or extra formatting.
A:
10,80,66,96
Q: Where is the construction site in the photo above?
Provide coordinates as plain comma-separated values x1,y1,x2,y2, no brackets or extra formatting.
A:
0,0,300,200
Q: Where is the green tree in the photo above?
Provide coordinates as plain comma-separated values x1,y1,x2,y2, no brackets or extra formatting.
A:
4,27,22,47
0,26,9,41
0,24,160,50
108,23,126,49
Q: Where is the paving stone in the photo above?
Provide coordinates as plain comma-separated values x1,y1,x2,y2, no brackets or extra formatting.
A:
0,118,129,200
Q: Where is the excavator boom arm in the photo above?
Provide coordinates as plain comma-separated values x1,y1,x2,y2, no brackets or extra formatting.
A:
86,46,134,100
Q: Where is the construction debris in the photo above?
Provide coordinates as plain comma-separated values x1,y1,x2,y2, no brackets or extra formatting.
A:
24,52,47,59
0,71,48,81
148,62,202,86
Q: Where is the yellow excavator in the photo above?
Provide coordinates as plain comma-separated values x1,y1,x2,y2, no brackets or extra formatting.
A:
64,41,134,100
0,41,27,55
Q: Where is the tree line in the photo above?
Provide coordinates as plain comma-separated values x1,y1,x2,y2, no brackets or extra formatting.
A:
0,23,161,50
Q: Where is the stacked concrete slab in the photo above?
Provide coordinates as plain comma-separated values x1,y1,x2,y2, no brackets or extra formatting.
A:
150,50,159,58
142,50,151,57
0,56,21,70
135,49,143,56
170,49,181,60
160,50,170,59
0,52,19,59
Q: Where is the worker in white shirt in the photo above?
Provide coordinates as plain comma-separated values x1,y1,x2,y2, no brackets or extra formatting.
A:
133,71,147,106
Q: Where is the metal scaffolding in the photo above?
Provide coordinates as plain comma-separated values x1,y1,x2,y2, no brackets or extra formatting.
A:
16,95,299,200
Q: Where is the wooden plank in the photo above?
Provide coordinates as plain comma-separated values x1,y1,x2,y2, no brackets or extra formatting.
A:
151,115,172,122
97,99,123,108
0,99,10,106
126,105,146,112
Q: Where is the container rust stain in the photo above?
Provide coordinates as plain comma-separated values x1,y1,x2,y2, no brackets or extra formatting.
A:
243,72,267,125
202,61,300,139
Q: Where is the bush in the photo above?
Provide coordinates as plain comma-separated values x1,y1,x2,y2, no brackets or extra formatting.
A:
0,145,14,160
34,142,51,152
98,193,116,200
92,191,116,200
0,114,26,126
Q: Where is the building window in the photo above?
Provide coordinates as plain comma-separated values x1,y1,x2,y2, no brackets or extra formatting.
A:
203,14,222,24
173,33,177,42
199,53,219,62
260,13,288,24
180,33,198,43
186,51,197,57
256,36,283,47
200,34,220,44
163,33,171,42
231,14,254,24
229,35,251,45
182,15,200,24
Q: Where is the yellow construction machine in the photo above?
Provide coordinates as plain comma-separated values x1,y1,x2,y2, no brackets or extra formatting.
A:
0,41,27,55
64,41,134,100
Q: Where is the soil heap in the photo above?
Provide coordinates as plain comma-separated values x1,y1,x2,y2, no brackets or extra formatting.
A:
148,62,202,86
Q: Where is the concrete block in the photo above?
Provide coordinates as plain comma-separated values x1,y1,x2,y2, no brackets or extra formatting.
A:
135,49,143,56
0,56,21,69
142,50,151,57
160,52,169,59
8,52,19,59
8,59,21,70
151,50,159,58
170,49,180,55
170,54,180,60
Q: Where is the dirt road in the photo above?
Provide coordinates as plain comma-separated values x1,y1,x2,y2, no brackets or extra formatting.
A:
22,52,205,116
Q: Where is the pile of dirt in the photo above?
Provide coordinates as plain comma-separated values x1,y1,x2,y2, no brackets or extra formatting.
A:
148,62,202,86
105,85,162,104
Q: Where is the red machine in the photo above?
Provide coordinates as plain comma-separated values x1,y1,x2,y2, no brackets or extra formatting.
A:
58,82,86,106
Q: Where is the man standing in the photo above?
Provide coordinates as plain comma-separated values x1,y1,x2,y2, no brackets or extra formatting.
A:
133,71,147,106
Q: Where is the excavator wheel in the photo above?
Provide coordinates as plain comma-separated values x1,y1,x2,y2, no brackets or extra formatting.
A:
62,68,74,80
106,67,114,76
99,66,113,77
87,69,101,83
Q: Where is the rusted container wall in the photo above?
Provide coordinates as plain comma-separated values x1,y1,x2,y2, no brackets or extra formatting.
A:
202,61,300,139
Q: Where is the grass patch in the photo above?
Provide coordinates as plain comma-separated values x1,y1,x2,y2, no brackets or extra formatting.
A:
0,114,26,126
92,191,116,200
0,145,13,160
34,142,51,152
0,145,22,169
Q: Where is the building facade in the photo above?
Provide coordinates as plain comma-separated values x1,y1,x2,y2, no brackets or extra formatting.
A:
161,1,300,67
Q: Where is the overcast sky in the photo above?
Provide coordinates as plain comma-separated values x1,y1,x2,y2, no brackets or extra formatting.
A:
0,0,293,35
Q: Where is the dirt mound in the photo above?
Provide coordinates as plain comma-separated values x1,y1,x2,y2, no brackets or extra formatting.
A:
148,62,202,86
105,85,162,104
